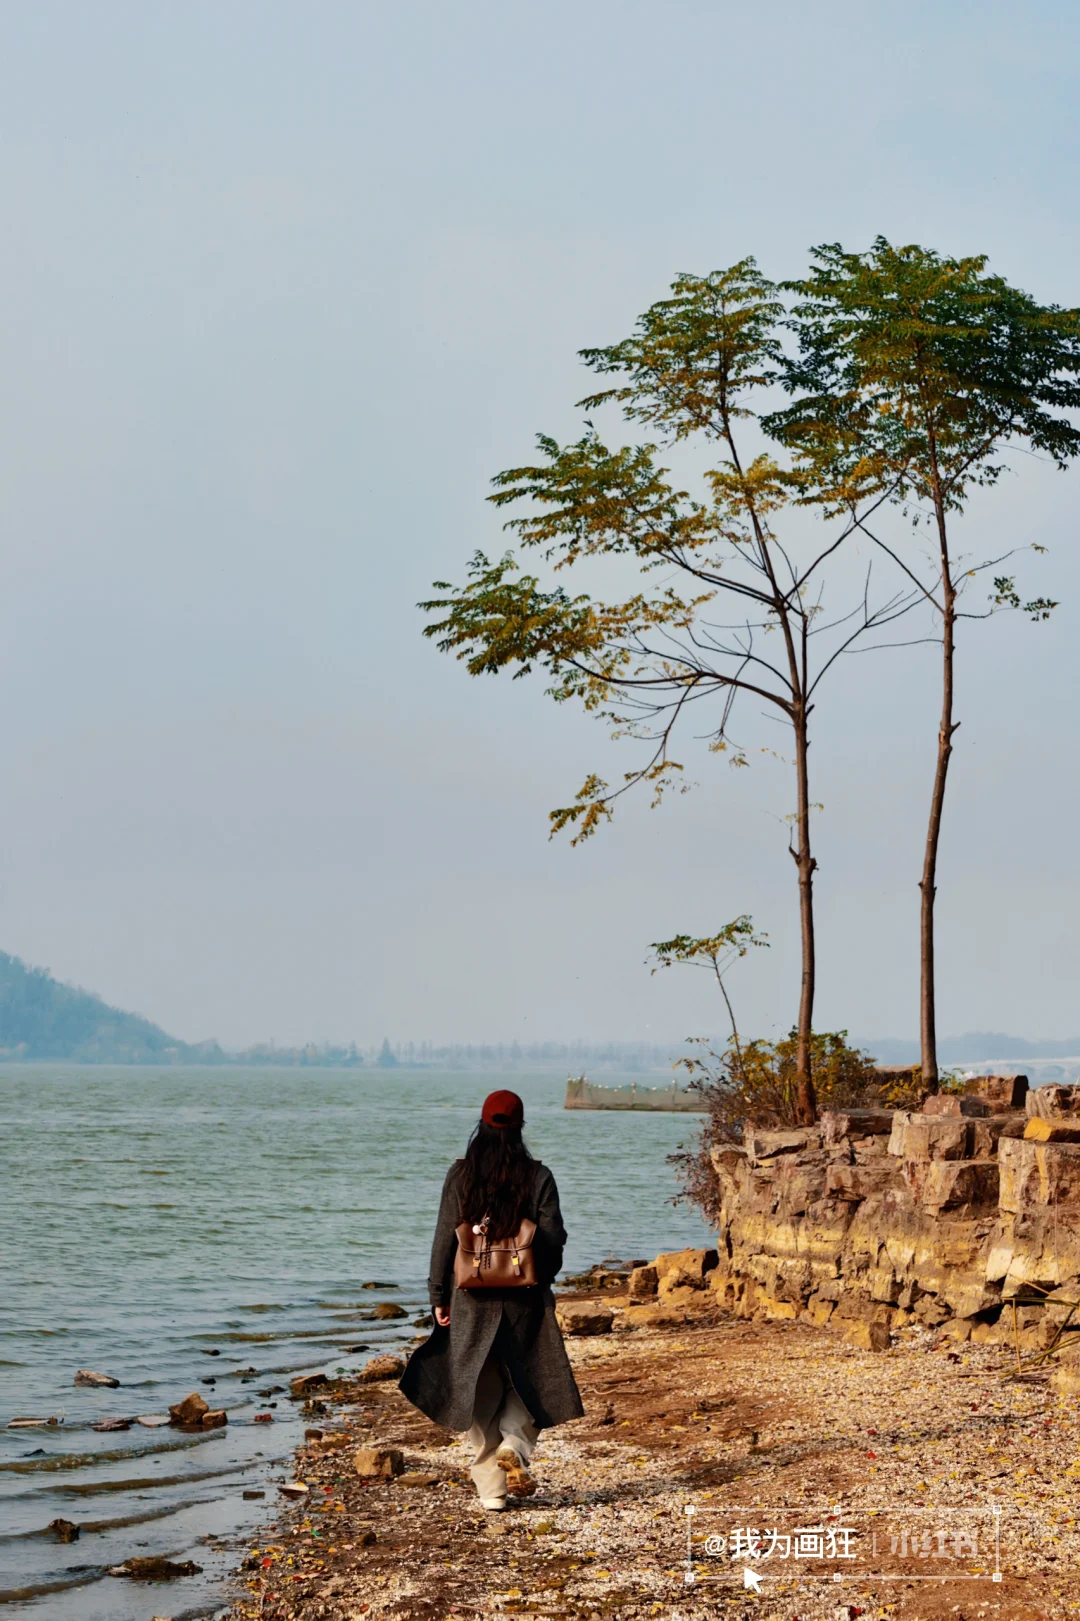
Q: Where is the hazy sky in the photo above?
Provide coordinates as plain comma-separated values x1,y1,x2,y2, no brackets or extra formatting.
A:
2,0,1080,1049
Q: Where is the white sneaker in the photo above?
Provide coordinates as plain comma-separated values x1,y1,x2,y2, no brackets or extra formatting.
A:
480,1496,508,1511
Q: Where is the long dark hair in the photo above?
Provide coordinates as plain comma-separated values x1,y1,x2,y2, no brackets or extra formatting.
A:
458,1121,536,1240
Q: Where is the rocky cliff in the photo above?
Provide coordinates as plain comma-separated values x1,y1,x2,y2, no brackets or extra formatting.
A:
705,1075,1080,1381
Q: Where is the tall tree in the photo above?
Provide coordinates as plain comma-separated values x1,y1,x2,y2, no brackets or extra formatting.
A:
769,239,1080,1088
422,264,912,1124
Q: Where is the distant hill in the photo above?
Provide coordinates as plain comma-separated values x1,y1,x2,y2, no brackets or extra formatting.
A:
0,952,217,1063
0,951,363,1065
863,1033,1080,1065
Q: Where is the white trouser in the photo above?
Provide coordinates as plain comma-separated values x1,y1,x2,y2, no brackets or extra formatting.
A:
466,1351,538,1501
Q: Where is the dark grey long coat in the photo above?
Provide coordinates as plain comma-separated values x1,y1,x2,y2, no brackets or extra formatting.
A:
398,1158,584,1433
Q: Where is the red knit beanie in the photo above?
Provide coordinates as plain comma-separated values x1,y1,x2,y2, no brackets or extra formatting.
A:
481,1089,525,1128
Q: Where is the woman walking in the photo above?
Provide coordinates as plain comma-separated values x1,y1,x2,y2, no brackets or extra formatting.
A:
399,1089,584,1509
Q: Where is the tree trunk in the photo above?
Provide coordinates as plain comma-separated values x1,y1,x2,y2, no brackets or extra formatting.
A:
792,704,818,1124
714,966,745,1085
920,486,957,1094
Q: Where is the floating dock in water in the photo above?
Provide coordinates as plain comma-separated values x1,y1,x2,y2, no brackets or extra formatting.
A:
563,1075,707,1112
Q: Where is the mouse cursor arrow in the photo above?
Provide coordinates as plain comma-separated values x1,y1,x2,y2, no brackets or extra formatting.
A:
743,1568,763,1591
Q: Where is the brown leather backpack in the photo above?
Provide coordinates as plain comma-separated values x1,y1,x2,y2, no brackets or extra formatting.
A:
454,1214,538,1289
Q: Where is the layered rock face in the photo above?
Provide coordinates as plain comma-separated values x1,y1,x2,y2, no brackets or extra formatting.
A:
708,1076,1080,1357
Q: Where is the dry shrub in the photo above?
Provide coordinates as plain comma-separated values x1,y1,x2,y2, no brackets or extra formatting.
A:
669,1029,922,1222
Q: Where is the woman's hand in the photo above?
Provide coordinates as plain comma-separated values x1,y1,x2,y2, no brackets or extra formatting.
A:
434,1306,451,1328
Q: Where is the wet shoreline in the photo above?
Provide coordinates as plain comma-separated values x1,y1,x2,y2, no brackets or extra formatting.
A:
2,1065,712,1617
0,1293,428,1617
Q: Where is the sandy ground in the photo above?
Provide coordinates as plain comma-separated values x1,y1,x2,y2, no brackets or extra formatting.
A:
225,1295,1080,1621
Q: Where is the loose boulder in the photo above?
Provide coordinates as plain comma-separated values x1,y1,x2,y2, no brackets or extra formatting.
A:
290,1373,328,1397
833,1298,893,1352
1027,1084,1080,1121
658,1282,710,1309
613,1303,688,1331
555,1301,613,1337
358,1353,406,1382
201,1409,228,1428
652,1248,718,1289
168,1393,209,1426
968,1074,1028,1110
354,1446,404,1477
48,1518,80,1542
309,1432,351,1454
628,1264,658,1299
922,1094,989,1118
373,1302,408,1320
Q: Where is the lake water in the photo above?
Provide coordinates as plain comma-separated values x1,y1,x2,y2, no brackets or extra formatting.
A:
0,1066,712,1617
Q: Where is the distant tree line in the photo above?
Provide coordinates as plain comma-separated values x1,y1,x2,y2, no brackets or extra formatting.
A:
4,948,1076,1070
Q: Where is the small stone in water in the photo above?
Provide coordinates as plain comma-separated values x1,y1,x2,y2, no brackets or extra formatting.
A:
243,1489,265,1499
92,1417,131,1432
169,1393,209,1426
74,1370,120,1388
48,1518,80,1542
109,1556,202,1580
279,1481,309,1498
290,1373,328,1397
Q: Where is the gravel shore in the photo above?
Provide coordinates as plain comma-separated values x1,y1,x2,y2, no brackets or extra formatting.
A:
226,1292,1080,1620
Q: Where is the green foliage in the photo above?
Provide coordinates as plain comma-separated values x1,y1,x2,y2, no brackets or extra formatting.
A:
422,550,601,682
680,1028,880,1140
767,237,1080,625
576,263,785,441
770,237,1080,509
650,918,768,974
671,1029,883,1214
419,260,870,848
991,576,1057,621
670,1030,888,1219
649,918,768,1050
